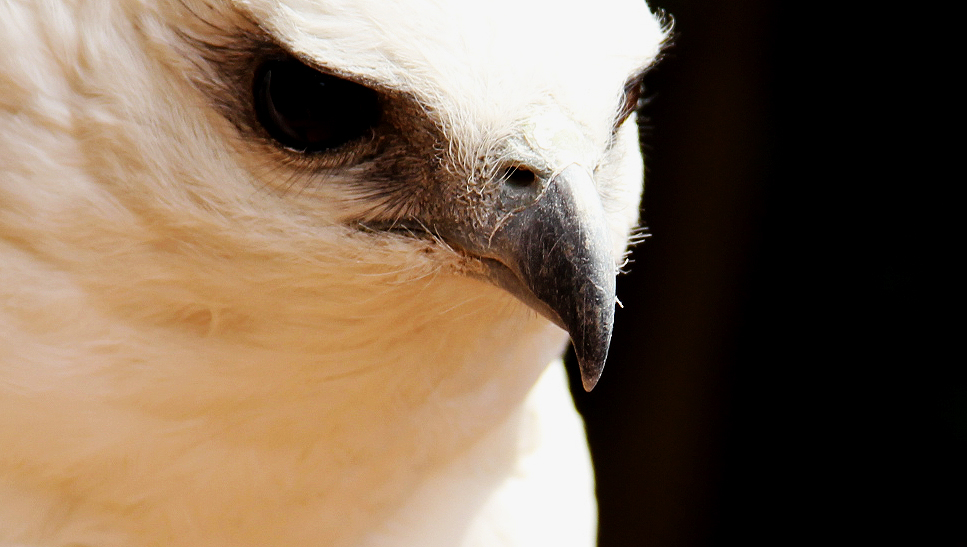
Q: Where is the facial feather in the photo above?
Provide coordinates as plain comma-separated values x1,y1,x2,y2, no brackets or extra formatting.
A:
0,0,667,545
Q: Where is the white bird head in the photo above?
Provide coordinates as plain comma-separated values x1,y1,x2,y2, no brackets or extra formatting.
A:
184,0,668,389
0,0,666,389
1,1,666,542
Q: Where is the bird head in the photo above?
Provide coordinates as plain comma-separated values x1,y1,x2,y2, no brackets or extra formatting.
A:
1,0,667,391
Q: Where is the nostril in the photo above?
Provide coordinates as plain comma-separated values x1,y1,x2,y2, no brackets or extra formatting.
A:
502,166,538,188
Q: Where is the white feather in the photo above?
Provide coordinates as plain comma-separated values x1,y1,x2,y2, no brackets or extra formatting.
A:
0,0,666,545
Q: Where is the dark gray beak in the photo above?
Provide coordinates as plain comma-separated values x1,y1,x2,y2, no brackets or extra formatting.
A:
446,164,617,391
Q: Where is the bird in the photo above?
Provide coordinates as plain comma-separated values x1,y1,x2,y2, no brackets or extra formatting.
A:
0,0,666,545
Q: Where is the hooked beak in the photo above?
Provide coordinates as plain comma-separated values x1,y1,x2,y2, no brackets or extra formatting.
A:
447,164,617,391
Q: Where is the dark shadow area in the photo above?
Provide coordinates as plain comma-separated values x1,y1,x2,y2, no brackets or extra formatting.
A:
566,1,964,545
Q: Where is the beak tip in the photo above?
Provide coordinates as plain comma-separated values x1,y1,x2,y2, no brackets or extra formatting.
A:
575,292,616,393
575,336,610,392
581,368,603,392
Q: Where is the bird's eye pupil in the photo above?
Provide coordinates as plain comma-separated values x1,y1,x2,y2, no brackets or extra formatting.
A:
253,58,381,153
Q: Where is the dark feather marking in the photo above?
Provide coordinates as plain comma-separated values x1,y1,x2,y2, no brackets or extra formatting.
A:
172,2,470,230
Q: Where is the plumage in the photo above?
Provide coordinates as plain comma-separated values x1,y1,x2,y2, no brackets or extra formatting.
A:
0,0,666,545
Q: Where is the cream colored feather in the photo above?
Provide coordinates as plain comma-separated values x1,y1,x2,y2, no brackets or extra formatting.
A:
0,0,665,545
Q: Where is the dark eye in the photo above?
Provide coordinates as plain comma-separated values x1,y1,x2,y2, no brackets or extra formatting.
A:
615,74,645,129
253,58,381,153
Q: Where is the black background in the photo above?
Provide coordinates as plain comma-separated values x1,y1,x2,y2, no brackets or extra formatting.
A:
565,1,964,545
